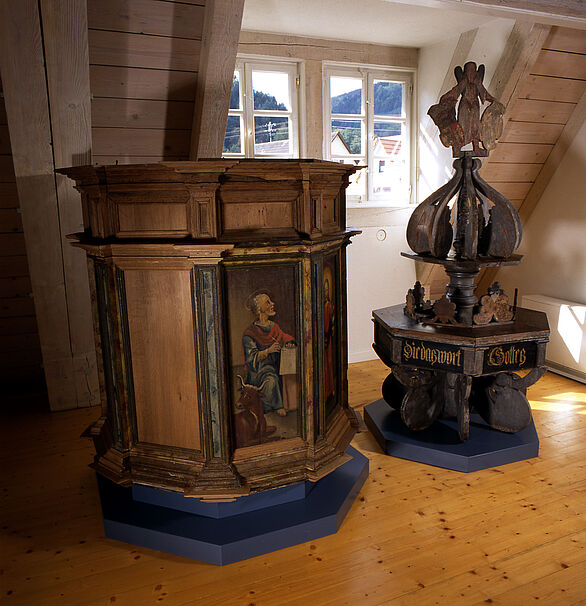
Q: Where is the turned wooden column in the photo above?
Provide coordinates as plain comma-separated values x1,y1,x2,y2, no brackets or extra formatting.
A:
445,266,480,325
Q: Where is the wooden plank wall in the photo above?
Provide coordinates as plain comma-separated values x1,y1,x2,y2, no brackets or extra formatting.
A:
88,0,205,164
481,26,586,208
476,25,586,294
0,76,44,391
190,0,244,158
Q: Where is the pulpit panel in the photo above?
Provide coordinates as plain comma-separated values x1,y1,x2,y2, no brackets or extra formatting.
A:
121,262,201,451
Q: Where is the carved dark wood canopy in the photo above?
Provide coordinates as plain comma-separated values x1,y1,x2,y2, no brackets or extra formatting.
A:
407,62,521,264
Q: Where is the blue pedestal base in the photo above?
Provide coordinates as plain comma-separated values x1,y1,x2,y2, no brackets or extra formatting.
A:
364,399,539,472
96,446,369,565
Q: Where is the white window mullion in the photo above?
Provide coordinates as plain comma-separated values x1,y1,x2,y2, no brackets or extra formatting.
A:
288,69,299,157
223,111,244,157
361,74,367,170
223,63,244,156
243,63,255,157
367,72,375,203
403,76,411,201
253,109,291,117
323,72,332,159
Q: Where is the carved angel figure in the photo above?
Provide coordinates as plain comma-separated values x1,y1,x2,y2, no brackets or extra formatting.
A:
428,62,505,156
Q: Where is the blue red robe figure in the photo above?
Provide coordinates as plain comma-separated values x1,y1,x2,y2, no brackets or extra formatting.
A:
243,292,295,415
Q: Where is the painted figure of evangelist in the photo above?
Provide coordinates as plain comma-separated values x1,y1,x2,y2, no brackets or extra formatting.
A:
323,274,336,406
243,291,297,416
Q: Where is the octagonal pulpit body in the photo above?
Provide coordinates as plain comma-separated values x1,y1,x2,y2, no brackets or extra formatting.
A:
60,160,360,501
372,303,549,440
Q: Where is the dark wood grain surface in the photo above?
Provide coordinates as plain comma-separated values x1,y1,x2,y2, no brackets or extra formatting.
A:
373,303,549,347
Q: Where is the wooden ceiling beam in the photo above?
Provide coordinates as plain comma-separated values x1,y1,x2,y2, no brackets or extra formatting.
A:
483,21,551,160
190,0,245,159
40,0,100,410
0,0,98,410
443,0,585,23
475,23,557,295
388,0,586,28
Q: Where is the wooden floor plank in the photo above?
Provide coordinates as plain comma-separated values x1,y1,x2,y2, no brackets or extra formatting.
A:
0,365,584,605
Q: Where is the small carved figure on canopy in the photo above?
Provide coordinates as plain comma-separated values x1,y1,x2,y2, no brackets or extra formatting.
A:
428,62,505,157
406,61,521,265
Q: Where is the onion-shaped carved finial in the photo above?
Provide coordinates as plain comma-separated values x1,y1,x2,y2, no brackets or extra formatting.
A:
407,62,521,261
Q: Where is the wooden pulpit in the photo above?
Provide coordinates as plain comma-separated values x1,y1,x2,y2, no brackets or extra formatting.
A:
59,160,362,502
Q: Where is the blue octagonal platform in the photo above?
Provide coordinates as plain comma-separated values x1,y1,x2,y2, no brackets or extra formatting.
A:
364,399,538,472
97,446,368,565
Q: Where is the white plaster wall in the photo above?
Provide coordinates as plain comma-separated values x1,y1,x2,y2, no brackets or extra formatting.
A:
417,19,514,200
242,0,497,47
345,18,514,363
346,207,416,362
497,121,586,305
468,19,515,86
345,34,460,363
418,37,459,199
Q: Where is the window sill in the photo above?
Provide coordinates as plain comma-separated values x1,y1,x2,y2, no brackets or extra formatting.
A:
346,204,415,228
346,200,414,209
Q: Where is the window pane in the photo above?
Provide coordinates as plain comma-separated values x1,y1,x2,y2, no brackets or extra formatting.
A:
330,76,362,115
254,116,289,154
374,121,402,138
372,123,408,199
331,120,362,155
223,115,241,154
333,160,366,199
346,164,366,199
229,71,241,110
252,71,290,111
374,80,403,117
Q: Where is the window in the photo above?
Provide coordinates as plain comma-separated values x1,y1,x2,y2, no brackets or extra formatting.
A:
223,60,300,158
324,65,414,205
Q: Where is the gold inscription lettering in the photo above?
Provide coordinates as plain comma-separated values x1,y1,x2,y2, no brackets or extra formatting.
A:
487,345,527,367
402,341,462,367
488,347,504,366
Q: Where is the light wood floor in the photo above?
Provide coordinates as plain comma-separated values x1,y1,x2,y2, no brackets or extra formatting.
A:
2,362,585,605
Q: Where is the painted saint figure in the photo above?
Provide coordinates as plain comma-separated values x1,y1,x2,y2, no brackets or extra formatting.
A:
243,292,296,416
324,277,336,405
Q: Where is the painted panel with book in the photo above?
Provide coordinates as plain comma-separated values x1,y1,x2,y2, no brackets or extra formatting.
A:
224,263,301,448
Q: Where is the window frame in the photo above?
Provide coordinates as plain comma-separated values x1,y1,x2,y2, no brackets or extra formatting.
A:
223,58,302,159
323,63,416,206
